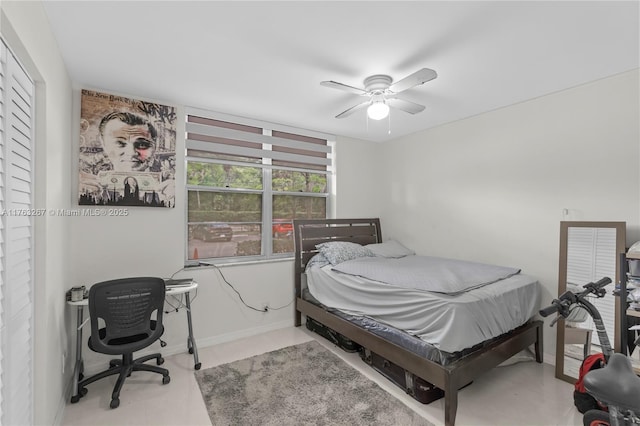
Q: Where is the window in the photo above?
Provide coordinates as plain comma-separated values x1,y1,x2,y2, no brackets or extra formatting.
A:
185,108,333,262
0,38,35,426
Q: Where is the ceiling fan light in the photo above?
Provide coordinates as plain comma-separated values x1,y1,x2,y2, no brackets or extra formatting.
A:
367,101,389,120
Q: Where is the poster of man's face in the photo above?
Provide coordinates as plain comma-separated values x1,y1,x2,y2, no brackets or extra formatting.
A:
78,89,176,208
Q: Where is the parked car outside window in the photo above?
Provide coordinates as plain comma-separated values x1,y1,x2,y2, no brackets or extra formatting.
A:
272,220,293,238
192,223,233,242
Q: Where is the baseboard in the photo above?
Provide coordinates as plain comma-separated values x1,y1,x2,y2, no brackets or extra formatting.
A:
543,352,556,366
190,319,293,349
54,380,72,426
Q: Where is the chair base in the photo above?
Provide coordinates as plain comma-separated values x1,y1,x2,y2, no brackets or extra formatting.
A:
71,352,170,408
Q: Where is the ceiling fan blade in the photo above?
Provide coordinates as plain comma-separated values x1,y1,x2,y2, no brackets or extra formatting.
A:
335,101,369,119
387,97,426,114
321,80,367,96
388,68,437,94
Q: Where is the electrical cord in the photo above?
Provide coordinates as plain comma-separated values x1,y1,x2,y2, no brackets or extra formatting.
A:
163,293,184,313
169,266,191,279
168,262,293,312
207,262,294,313
265,298,294,310
209,263,267,312
163,289,198,314
165,266,199,313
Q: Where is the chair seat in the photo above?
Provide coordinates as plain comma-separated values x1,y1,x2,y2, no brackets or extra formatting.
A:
89,321,163,350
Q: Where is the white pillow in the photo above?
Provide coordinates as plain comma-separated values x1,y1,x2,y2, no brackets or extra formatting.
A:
315,241,375,265
366,240,415,258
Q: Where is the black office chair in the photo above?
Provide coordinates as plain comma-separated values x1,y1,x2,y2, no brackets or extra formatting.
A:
76,277,170,408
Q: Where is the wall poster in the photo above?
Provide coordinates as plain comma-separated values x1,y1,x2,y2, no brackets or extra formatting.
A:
78,89,176,208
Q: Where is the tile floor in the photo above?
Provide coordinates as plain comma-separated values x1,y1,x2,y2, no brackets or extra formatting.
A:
62,327,583,426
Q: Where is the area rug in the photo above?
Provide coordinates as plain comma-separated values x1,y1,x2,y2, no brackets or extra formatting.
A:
194,340,433,425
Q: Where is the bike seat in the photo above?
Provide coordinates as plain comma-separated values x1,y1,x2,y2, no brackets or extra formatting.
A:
584,353,640,411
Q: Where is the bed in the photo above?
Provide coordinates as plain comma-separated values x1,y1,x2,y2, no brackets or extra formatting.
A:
293,218,543,426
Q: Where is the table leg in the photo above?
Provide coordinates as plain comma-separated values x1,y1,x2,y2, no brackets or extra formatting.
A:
184,292,201,370
70,305,84,403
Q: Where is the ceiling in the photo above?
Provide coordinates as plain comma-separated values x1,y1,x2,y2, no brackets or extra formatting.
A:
42,1,639,143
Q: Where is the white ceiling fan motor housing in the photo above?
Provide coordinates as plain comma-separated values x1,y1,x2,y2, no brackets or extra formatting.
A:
364,75,393,95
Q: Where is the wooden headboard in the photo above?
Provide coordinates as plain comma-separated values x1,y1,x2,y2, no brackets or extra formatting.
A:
293,218,382,325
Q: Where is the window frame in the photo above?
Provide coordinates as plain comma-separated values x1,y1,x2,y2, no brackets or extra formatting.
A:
185,107,334,264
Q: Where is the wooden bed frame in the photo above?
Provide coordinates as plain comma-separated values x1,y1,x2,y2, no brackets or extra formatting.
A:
293,218,543,426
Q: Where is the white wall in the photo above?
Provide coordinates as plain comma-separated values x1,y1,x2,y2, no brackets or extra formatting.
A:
334,135,383,219
1,1,73,425
378,69,640,357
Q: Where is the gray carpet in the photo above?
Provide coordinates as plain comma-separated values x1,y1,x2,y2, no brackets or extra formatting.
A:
194,340,433,425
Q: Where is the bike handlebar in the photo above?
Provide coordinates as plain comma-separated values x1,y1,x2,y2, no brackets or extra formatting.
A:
539,303,561,317
587,276,612,290
538,277,612,318
539,276,615,358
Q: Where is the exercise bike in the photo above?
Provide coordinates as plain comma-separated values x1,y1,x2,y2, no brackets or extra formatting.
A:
540,277,640,426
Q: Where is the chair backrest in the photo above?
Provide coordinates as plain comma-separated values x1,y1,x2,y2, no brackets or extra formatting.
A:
88,277,166,355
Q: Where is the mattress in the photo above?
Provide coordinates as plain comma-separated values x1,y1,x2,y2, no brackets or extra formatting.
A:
306,261,541,354
303,289,467,365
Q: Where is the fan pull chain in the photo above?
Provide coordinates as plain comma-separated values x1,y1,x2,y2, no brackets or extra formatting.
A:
387,110,391,135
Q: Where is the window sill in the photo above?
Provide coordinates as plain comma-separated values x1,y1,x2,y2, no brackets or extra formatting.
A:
185,256,294,269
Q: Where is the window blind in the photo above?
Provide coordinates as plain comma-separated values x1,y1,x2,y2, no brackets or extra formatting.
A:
186,113,331,172
0,38,34,426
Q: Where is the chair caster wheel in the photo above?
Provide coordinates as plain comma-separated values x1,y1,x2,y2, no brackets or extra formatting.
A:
195,362,201,370
80,387,88,397
157,357,164,365
163,375,170,385
70,394,81,403
110,398,120,409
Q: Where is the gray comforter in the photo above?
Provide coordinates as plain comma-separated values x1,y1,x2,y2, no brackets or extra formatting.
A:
331,255,521,295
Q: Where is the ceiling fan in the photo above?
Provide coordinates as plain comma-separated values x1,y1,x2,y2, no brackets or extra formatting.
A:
321,68,437,120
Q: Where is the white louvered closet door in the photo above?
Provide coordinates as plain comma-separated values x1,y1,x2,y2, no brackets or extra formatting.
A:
0,38,35,426
566,227,617,348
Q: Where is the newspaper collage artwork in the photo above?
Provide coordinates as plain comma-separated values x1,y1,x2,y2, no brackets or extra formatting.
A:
78,89,176,208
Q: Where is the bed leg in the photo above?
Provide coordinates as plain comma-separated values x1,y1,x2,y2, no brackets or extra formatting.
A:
534,321,543,363
444,384,458,426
